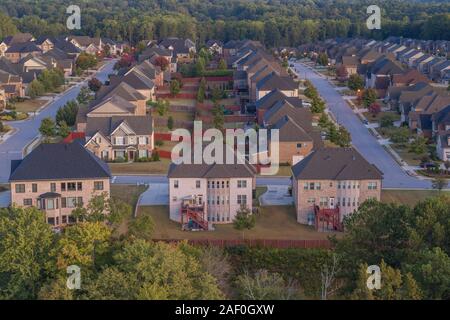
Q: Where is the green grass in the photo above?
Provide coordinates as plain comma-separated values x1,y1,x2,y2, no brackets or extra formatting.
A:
381,189,449,206
254,186,268,206
109,159,171,175
363,111,400,123
110,184,148,236
390,144,423,166
11,99,48,113
138,205,338,240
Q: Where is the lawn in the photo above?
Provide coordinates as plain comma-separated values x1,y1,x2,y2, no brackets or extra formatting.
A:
167,99,196,107
254,186,268,206
363,111,400,123
390,144,423,166
381,189,449,206
12,99,48,113
110,184,148,236
138,205,338,240
109,158,171,175
257,165,292,177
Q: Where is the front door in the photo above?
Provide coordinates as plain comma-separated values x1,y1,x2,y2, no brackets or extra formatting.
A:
329,197,335,209
128,150,135,161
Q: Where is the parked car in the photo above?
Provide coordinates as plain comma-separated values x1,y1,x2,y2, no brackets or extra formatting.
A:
363,119,369,125
421,162,438,169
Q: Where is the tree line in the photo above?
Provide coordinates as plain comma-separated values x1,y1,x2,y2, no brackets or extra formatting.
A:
0,1,449,47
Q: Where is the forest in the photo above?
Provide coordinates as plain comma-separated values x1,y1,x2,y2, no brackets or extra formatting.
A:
0,0,449,47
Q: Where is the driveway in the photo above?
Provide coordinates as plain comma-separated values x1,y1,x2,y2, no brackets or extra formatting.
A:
0,190,10,208
259,185,293,206
0,60,117,183
293,62,432,189
138,183,169,206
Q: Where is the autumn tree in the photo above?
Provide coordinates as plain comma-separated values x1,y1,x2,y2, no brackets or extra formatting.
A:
233,205,256,239
347,74,364,91
88,77,102,92
154,56,169,71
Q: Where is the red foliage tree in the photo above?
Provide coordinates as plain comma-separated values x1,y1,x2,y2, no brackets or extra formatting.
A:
88,78,102,92
154,56,170,71
369,102,381,117
336,65,348,81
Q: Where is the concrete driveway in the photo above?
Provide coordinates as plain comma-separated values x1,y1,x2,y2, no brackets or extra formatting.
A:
259,185,293,206
0,60,117,183
293,62,432,189
138,183,169,206
0,190,10,208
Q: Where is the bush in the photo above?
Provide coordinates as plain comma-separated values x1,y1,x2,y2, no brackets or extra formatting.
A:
155,140,164,147
135,157,152,162
151,151,160,161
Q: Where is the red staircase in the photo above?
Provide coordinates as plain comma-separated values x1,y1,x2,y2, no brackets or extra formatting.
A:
182,205,208,231
314,205,343,232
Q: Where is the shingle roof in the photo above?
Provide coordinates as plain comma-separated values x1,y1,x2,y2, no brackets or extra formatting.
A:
86,115,153,137
9,142,111,181
255,89,303,110
5,42,42,54
257,72,297,91
292,148,383,180
271,115,313,142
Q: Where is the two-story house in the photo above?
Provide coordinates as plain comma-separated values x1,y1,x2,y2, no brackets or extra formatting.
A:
292,148,383,229
9,142,111,227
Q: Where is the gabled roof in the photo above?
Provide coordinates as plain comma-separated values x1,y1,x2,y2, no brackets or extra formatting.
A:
5,42,42,54
2,33,34,46
292,148,383,180
342,55,359,66
263,99,311,129
369,56,404,75
256,72,297,91
159,37,195,55
255,89,303,110
271,115,313,142
392,69,429,86
85,115,153,137
88,95,137,116
9,142,111,181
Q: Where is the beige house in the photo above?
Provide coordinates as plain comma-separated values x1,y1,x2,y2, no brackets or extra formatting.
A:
292,148,383,229
85,115,154,161
168,157,256,229
9,142,111,227
256,72,298,101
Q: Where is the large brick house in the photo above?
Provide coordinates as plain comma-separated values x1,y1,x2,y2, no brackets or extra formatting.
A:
292,148,383,228
167,154,256,229
9,142,111,227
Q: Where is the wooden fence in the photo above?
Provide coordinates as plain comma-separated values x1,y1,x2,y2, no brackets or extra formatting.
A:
153,238,331,249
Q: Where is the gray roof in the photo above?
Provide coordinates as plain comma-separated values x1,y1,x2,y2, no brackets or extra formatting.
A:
292,148,383,180
257,72,297,91
255,89,303,110
86,115,153,137
9,142,111,181
271,115,313,142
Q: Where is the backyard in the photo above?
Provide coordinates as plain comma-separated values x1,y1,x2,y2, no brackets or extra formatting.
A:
381,189,449,206
11,98,49,113
109,158,172,175
138,205,339,241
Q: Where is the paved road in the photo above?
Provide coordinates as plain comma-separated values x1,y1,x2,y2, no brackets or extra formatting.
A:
0,60,116,183
293,62,432,189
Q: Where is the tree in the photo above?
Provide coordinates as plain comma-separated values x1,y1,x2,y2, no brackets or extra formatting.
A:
212,103,224,131
71,192,110,223
83,240,224,299
77,86,92,105
88,78,102,92
380,113,397,128
388,127,409,144
318,113,330,128
169,79,181,96
27,79,45,98
0,207,55,299
56,101,79,126
0,121,4,132
233,205,255,239
154,99,169,116
54,222,111,270
317,52,329,66
431,176,448,193
408,136,428,155
336,65,348,81
167,116,174,130
218,58,227,70
197,77,206,102
362,89,378,107
368,103,381,117
128,215,154,240
236,269,298,300
154,56,170,71
337,126,352,147
76,52,97,70
195,56,206,76
311,97,326,114
39,117,56,138
57,120,70,138
347,74,364,91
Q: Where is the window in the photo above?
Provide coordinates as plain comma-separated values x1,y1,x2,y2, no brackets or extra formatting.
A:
15,184,25,193
237,195,247,205
338,182,341,189
309,182,314,190
47,217,55,225
207,181,210,188
226,181,230,188
77,182,82,191
115,136,124,145
368,182,378,190
47,199,55,210
315,182,321,190
319,197,328,207
329,182,333,187
174,180,179,188
32,183,37,193
62,216,67,224
61,183,66,191
196,180,201,188
138,150,148,158
211,181,215,189
77,197,83,206
172,196,177,202
216,181,220,188
67,183,76,191
50,183,56,192
222,181,225,189
307,198,315,204
66,197,77,208
296,143,302,148
23,199,32,206
304,182,309,190
238,180,247,188
94,181,104,191
61,198,66,208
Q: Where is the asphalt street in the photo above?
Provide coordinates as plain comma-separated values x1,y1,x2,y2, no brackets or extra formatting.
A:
293,62,432,189
0,60,116,183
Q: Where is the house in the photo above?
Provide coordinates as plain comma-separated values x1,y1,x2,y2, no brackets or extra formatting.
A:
0,33,35,56
0,88,5,110
436,131,450,162
206,40,223,55
42,48,75,76
366,56,404,89
408,93,450,132
9,142,111,227
431,105,450,135
67,36,102,54
256,72,298,100
341,55,359,75
292,148,383,228
391,69,429,87
33,36,54,53
84,115,154,161
4,42,42,63
167,151,257,229
159,38,196,63
255,89,303,125
0,70,25,99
